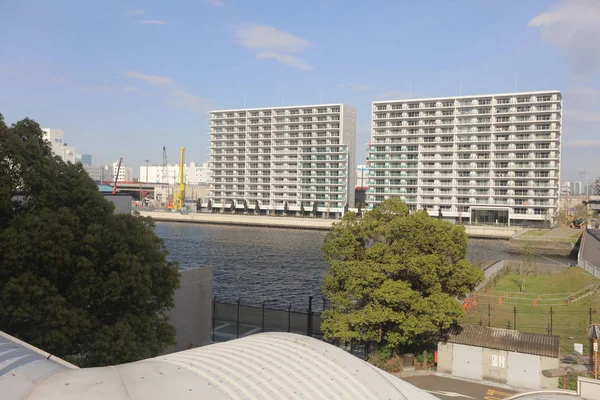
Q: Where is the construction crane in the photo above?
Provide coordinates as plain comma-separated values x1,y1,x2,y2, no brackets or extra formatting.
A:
112,157,123,195
173,147,186,211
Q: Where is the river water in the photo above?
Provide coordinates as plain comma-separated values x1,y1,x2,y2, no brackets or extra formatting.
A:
154,222,574,310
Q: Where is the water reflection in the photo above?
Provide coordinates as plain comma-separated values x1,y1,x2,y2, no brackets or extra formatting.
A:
154,222,574,309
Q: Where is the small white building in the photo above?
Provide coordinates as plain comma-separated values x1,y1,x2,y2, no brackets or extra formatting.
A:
438,325,560,390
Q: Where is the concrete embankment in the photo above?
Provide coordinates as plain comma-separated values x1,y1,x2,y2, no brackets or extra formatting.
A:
139,211,519,239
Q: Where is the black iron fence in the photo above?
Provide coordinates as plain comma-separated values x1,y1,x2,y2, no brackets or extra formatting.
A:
211,296,367,359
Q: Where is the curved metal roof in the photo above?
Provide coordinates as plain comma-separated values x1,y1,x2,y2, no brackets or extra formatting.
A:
2,331,437,400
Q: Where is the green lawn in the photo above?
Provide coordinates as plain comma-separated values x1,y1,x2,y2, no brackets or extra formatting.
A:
522,230,548,236
464,268,600,354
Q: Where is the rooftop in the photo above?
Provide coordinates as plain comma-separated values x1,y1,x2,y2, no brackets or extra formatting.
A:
372,90,561,104
444,325,560,358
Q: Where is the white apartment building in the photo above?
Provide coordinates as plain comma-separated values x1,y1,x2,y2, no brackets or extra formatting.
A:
140,161,211,186
112,160,133,182
209,104,356,217
367,91,562,227
42,128,76,163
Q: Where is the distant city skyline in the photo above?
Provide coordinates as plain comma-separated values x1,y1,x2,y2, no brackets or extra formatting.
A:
1,0,599,181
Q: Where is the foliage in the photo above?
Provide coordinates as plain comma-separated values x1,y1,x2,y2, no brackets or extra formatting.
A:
312,202,318,215
0,115,180,367
283,201,288,215
573,204,589,221
207,199,212,212
254,201,260,214
243,199,248,213
321,198,483,351
415,351,435,366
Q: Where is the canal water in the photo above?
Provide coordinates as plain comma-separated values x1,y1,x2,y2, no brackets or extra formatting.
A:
154,222,575,310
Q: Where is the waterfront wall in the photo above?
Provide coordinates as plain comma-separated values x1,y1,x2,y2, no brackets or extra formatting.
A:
140,211,521,239
163,266,213,354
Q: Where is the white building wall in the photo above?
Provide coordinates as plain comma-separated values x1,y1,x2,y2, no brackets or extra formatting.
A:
113,161,132,182
368,91,562,226
42,128,76,163
140,162,210,185
209,104,357,216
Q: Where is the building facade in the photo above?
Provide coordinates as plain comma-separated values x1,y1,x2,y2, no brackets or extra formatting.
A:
140,161,211,186
367,91,562,226
209,104,356,217
76,153,92,166
42,128,76,164
113,160,133,182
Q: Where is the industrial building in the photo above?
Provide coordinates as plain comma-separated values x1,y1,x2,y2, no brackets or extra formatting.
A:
42,128,77,164
367,91,562,226
140,161,211,186
208,104,356,217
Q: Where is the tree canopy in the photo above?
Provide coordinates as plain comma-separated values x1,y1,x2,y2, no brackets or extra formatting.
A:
0,115,180,367
321,198,483,352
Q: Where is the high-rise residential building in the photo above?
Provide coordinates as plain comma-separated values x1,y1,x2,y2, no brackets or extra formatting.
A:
367,91,562,227
42,128,76,163
570,181,582,196
209,104,356,217
76,153,93,166
113,160,133,182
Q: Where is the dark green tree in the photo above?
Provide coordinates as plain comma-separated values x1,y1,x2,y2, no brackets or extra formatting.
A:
312,202,318,217
321,198,483,352
207,199,212,212
0,115,180,367
255,201,260,215
283,201,289,216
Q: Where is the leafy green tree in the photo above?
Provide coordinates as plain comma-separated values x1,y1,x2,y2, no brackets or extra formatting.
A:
321,198,483,352
0,115,180,367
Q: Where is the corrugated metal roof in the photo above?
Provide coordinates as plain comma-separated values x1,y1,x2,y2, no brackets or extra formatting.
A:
444,325,560,358
0,331,76,400
4,332,438,400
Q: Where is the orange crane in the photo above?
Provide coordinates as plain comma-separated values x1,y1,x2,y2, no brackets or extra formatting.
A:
112,157,123,195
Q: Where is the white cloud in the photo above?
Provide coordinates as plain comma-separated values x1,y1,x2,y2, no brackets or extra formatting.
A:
124,71,210,113
50,77,66,85
564,140,600,148
234,24,312,70
529,0,600,74
169,89,212,112
256,51,312,70
125,71,174,87
204,0,224,7
139,20,168,25
129,9,145,15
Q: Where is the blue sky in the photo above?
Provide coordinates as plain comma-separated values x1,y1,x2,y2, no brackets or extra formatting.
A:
1,0,599,181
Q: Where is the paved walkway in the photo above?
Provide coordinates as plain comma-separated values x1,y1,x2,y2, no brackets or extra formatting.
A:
402,375,517,400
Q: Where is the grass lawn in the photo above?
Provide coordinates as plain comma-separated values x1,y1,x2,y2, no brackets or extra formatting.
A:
464,267,600,354
522,230,548,236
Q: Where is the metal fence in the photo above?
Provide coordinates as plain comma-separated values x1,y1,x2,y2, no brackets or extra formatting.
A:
578,258,600,279
211,296,367,359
